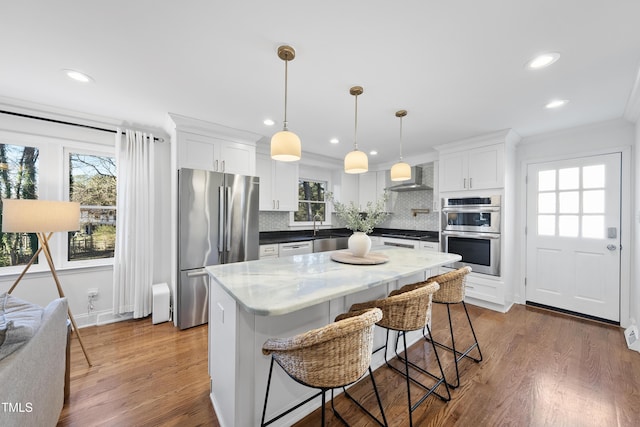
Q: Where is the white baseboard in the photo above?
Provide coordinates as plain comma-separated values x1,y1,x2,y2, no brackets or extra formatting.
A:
74,310,134,328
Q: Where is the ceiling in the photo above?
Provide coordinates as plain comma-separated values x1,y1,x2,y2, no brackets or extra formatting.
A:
2,1,640,166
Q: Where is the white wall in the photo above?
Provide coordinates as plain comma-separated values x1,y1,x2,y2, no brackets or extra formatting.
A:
515,118,636,326
0,101,172,327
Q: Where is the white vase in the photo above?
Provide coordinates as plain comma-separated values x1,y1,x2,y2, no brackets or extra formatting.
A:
348,232,372,257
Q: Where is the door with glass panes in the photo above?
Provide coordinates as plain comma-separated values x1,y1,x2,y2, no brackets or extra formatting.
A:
526,153,621,322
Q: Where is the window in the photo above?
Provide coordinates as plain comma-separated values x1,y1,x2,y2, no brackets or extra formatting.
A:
68,152,117,261
0,144,39,268
536,165,606,239
294,178,327,223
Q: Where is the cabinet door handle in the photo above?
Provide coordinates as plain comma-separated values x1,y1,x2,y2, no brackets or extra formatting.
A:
470,177,473,188
277,200,280,209
272,200,275,209
214,160,219,171
463,178,466,189
221,160,225,172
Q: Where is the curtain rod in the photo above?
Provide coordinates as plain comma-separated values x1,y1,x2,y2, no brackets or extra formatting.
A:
0,109,165,142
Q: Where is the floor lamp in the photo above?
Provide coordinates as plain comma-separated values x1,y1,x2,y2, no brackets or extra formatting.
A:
2,199,92,366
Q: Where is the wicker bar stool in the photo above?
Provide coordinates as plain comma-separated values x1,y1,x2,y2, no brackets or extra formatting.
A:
346,281,450,427
424,266,482,388
261,307,388,427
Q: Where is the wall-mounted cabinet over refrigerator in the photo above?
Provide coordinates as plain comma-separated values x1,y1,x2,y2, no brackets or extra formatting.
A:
177,168,259,329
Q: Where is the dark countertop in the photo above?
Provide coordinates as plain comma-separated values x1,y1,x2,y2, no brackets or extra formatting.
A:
259,228,439,245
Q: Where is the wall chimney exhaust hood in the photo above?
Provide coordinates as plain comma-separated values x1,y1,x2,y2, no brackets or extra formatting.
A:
386,166,432,192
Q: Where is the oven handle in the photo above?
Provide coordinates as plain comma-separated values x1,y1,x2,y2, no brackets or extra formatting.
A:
442,231,501,239
442,206,500,213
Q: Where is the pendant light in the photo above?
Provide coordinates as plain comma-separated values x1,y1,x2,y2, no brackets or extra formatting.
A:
271,45,301,162
390,110,411,181
344,86,368,174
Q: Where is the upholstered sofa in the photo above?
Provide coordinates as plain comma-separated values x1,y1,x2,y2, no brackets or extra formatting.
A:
0,294,68,427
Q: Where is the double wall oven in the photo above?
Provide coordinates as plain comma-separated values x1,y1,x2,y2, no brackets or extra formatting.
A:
441,195,501,276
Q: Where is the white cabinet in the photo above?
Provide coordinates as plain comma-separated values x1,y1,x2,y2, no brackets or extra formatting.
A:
256,153,298,211
178,131,255,175
259,244,279,259
420,241,439,251
170,113,257,175
439,143,504,192
358,171,389,210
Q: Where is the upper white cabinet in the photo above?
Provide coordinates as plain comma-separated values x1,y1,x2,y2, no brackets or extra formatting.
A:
358,171,388,210
256,153,298,211
170,113,258,175
438,143,504,192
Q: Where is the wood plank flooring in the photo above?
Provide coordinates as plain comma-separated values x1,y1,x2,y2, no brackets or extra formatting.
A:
58,303,640,427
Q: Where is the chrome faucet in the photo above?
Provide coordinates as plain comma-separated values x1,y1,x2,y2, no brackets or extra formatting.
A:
313,213,322,237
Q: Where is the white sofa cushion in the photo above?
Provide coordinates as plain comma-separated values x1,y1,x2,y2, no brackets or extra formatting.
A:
0,292,44,361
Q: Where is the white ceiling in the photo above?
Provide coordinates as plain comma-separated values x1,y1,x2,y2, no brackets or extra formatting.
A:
2,1,640,166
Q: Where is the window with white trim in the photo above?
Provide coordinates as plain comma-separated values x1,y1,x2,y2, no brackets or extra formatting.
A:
0,143,39,268
293,178,327,223
68,152,117,262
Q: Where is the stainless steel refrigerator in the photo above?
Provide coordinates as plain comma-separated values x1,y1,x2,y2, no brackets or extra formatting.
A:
177,168,259,329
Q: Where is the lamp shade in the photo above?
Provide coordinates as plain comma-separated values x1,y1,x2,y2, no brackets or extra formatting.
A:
271,130,301,161
390,161,412,181
2,199,80,232
344,150,368,174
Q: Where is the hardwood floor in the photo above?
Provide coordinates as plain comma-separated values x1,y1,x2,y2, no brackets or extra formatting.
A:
58,304,640,427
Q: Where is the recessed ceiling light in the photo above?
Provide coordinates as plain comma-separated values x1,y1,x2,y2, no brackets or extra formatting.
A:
263,119,275,126
545,99,569,109
63,69,93,83
330,138,339,144
369,150,378,155
526,52,560,70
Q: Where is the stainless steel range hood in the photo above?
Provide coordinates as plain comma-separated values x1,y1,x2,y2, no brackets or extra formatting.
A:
386,166,433,192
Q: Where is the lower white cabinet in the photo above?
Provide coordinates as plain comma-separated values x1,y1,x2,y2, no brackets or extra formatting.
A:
259,244,279,259
420,241,439,251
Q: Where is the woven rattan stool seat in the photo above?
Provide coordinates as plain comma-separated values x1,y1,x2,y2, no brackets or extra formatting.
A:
261,307,387,426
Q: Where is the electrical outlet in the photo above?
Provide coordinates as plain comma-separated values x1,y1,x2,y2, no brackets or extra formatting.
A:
87,288,99,298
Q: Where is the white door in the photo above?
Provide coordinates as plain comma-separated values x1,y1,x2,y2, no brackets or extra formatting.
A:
526,153,621,322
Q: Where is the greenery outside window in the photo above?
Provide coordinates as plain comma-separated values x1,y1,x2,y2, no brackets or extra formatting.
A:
68,153,116,262
0,144,39,268
294,179,327,223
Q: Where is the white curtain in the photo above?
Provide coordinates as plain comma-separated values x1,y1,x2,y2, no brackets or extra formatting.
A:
113,129,155,318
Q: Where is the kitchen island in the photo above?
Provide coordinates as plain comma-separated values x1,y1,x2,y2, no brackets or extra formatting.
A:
206,246,461,427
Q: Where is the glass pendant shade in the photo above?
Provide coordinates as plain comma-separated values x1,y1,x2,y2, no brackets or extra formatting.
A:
271,130,301,161
344,149,368,174
390,161,411,181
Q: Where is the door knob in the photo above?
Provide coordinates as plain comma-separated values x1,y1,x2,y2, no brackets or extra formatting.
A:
607,244,617,251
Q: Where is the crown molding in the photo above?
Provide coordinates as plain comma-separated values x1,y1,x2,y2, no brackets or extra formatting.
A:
168,112,262,146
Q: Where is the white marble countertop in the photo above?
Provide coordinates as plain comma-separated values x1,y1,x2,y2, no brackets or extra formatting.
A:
206,246,461,316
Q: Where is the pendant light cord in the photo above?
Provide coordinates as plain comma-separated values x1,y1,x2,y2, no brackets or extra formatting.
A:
353,94,359,150
283,59,289,131
399,115,403,160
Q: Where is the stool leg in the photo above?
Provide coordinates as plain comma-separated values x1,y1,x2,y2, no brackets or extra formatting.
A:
321,390,326,426
462,301,483,362
446,304,461,389
402,332,414,427
261,358,276,427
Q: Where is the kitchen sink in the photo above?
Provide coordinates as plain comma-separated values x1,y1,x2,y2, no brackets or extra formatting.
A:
313,236,348,253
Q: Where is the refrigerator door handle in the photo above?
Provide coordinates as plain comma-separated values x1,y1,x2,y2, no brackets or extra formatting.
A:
218,186,225,252
186,269,208,278
226,186,232,252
